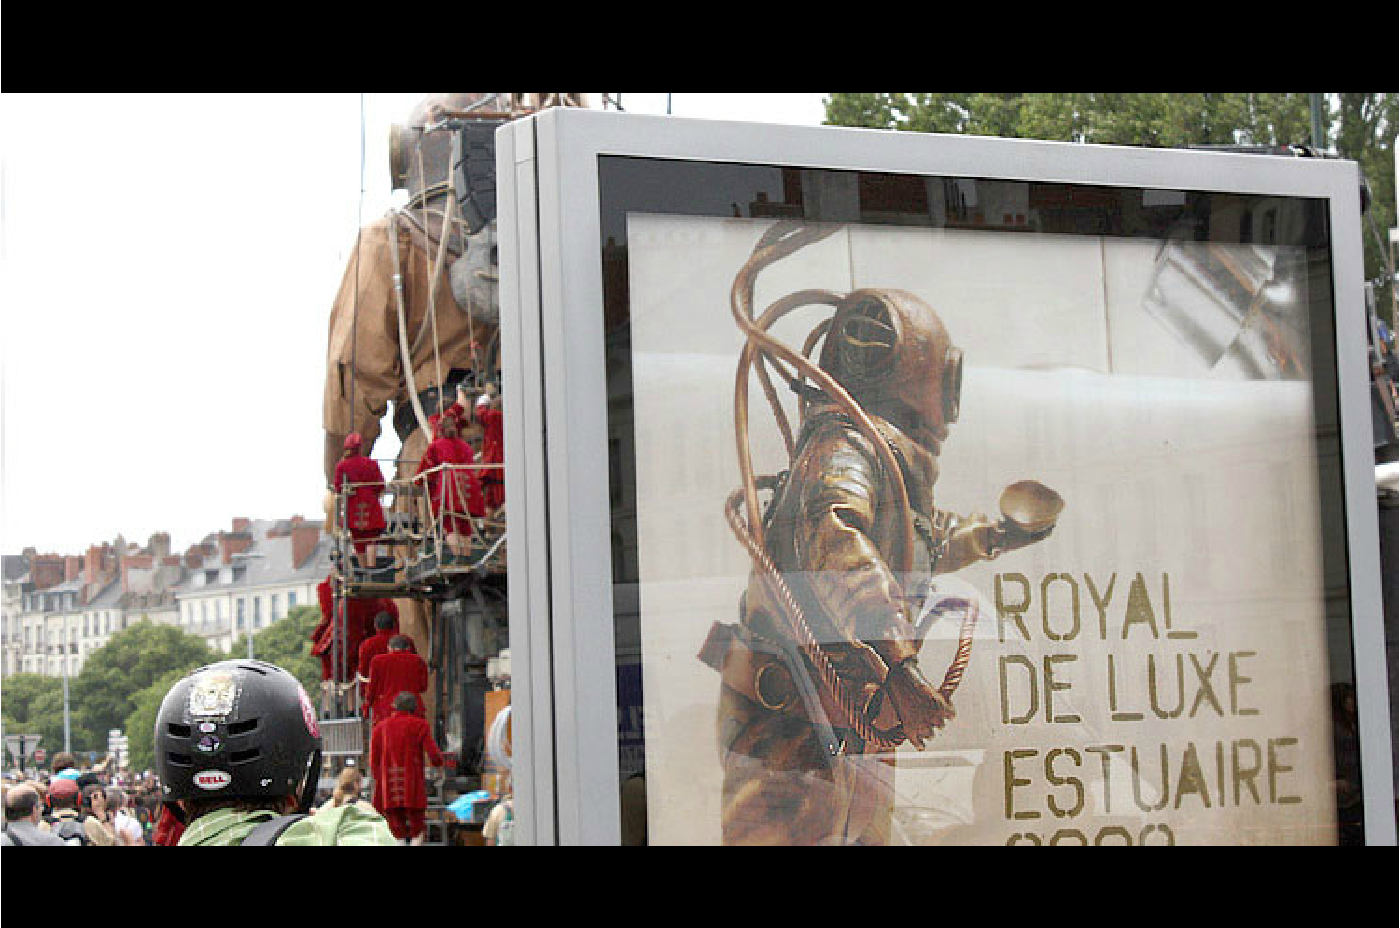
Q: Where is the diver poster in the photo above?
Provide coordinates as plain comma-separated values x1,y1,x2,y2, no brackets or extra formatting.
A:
623,213,1340,846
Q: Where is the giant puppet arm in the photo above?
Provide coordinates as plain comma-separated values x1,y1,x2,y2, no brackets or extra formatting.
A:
322,213,488,483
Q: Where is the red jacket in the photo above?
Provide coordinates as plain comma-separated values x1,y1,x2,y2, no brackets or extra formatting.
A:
357,629,414,702
333,454,387,534
313,581,399,682
358,629,405,681
477,405,503,464
371,710,443,812
476,405,504,508
366,649,429,721
416,436,485,525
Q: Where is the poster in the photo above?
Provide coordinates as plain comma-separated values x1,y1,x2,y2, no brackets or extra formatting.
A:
623,212,1342,846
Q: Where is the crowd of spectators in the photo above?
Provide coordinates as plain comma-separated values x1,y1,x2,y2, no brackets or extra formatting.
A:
2,752,168,846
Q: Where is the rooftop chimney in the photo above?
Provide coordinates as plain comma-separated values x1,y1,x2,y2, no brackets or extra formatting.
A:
291,523,321,569
120,553,154,593
219,532,254,565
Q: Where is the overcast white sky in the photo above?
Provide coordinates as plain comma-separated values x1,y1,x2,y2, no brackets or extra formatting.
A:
0,93,828,557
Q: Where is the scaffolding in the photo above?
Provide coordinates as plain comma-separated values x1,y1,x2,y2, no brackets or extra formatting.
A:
334,463,505,602
318,461,508,818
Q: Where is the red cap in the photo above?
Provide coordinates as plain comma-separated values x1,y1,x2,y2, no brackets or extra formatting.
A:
344,433,362,451
48,778,80,801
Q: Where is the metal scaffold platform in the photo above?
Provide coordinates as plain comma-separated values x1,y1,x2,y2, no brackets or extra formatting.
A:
333,463,506,602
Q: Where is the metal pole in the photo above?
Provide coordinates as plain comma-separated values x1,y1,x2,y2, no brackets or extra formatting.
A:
62,618,72,754
1309,93,1325,152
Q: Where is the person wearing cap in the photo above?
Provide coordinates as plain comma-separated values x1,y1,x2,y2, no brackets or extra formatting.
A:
44,776,88,844
333,432,388,572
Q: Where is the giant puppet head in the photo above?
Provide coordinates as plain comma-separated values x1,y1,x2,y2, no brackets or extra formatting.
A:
818,288,964,454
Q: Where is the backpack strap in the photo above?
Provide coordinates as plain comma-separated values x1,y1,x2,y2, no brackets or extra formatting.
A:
240,814,307,846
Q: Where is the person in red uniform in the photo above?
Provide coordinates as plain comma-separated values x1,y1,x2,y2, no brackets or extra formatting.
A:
312,575,338,682
365,636,429,726
312,577,400,685
152,804,185,846
333,433,388,570
371,691,445,845
427,384,471,443
415,413,484,561
349,597,399,661
474,387,504,511
357,611,413,704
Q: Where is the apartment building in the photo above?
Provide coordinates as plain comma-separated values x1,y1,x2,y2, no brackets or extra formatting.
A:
2,516,332,678
174,516,331,653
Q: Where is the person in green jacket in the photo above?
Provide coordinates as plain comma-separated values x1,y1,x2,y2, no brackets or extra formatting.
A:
154,658,397,846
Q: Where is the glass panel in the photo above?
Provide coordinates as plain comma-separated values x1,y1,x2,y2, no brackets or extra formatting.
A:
600,156,1363,845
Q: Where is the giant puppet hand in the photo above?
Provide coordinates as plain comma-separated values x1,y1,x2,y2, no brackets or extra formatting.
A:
883,657,954,749
934,480,1064,574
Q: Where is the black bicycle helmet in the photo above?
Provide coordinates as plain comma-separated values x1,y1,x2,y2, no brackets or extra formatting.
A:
155,660,322,819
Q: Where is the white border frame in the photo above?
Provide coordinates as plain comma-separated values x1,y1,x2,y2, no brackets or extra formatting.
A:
500,107,1395,846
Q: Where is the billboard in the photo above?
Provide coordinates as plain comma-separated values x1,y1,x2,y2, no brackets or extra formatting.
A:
498,110,1393,845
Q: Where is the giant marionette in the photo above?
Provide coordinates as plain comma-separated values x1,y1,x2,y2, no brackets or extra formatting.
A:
702,223,1066,845
321,95,581,673
321,93,498,668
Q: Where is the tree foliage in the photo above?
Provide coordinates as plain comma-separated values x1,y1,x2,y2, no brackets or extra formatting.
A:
229,604,322,696
13,607,325,771
823,93,1398,317
123,666,191,774
68,621,213,754
1,673,67,769
124,606,322,771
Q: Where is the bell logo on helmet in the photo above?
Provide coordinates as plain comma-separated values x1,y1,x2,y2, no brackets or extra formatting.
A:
193,770,233,791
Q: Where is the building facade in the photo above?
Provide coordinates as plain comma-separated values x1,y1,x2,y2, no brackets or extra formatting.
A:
2,517,332,678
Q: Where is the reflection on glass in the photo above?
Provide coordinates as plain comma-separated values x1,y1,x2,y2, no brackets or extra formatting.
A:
604,164,1356,845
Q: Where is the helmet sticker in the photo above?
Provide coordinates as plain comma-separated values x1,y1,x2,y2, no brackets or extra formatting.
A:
298,686,320,738
193,770,233,791
188,671,239,718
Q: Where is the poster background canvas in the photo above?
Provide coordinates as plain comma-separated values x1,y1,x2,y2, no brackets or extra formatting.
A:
625,214,1337,845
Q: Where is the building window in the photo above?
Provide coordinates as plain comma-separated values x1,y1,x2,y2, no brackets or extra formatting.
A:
271,594,281,621
236,598,246,631
288,592,297,609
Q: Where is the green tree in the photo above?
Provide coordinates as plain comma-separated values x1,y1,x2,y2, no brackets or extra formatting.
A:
124,605,323,771
230,604,322,695
123,666,192,774
0,673,66,768
824,92,1397,319
70,621,213,753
